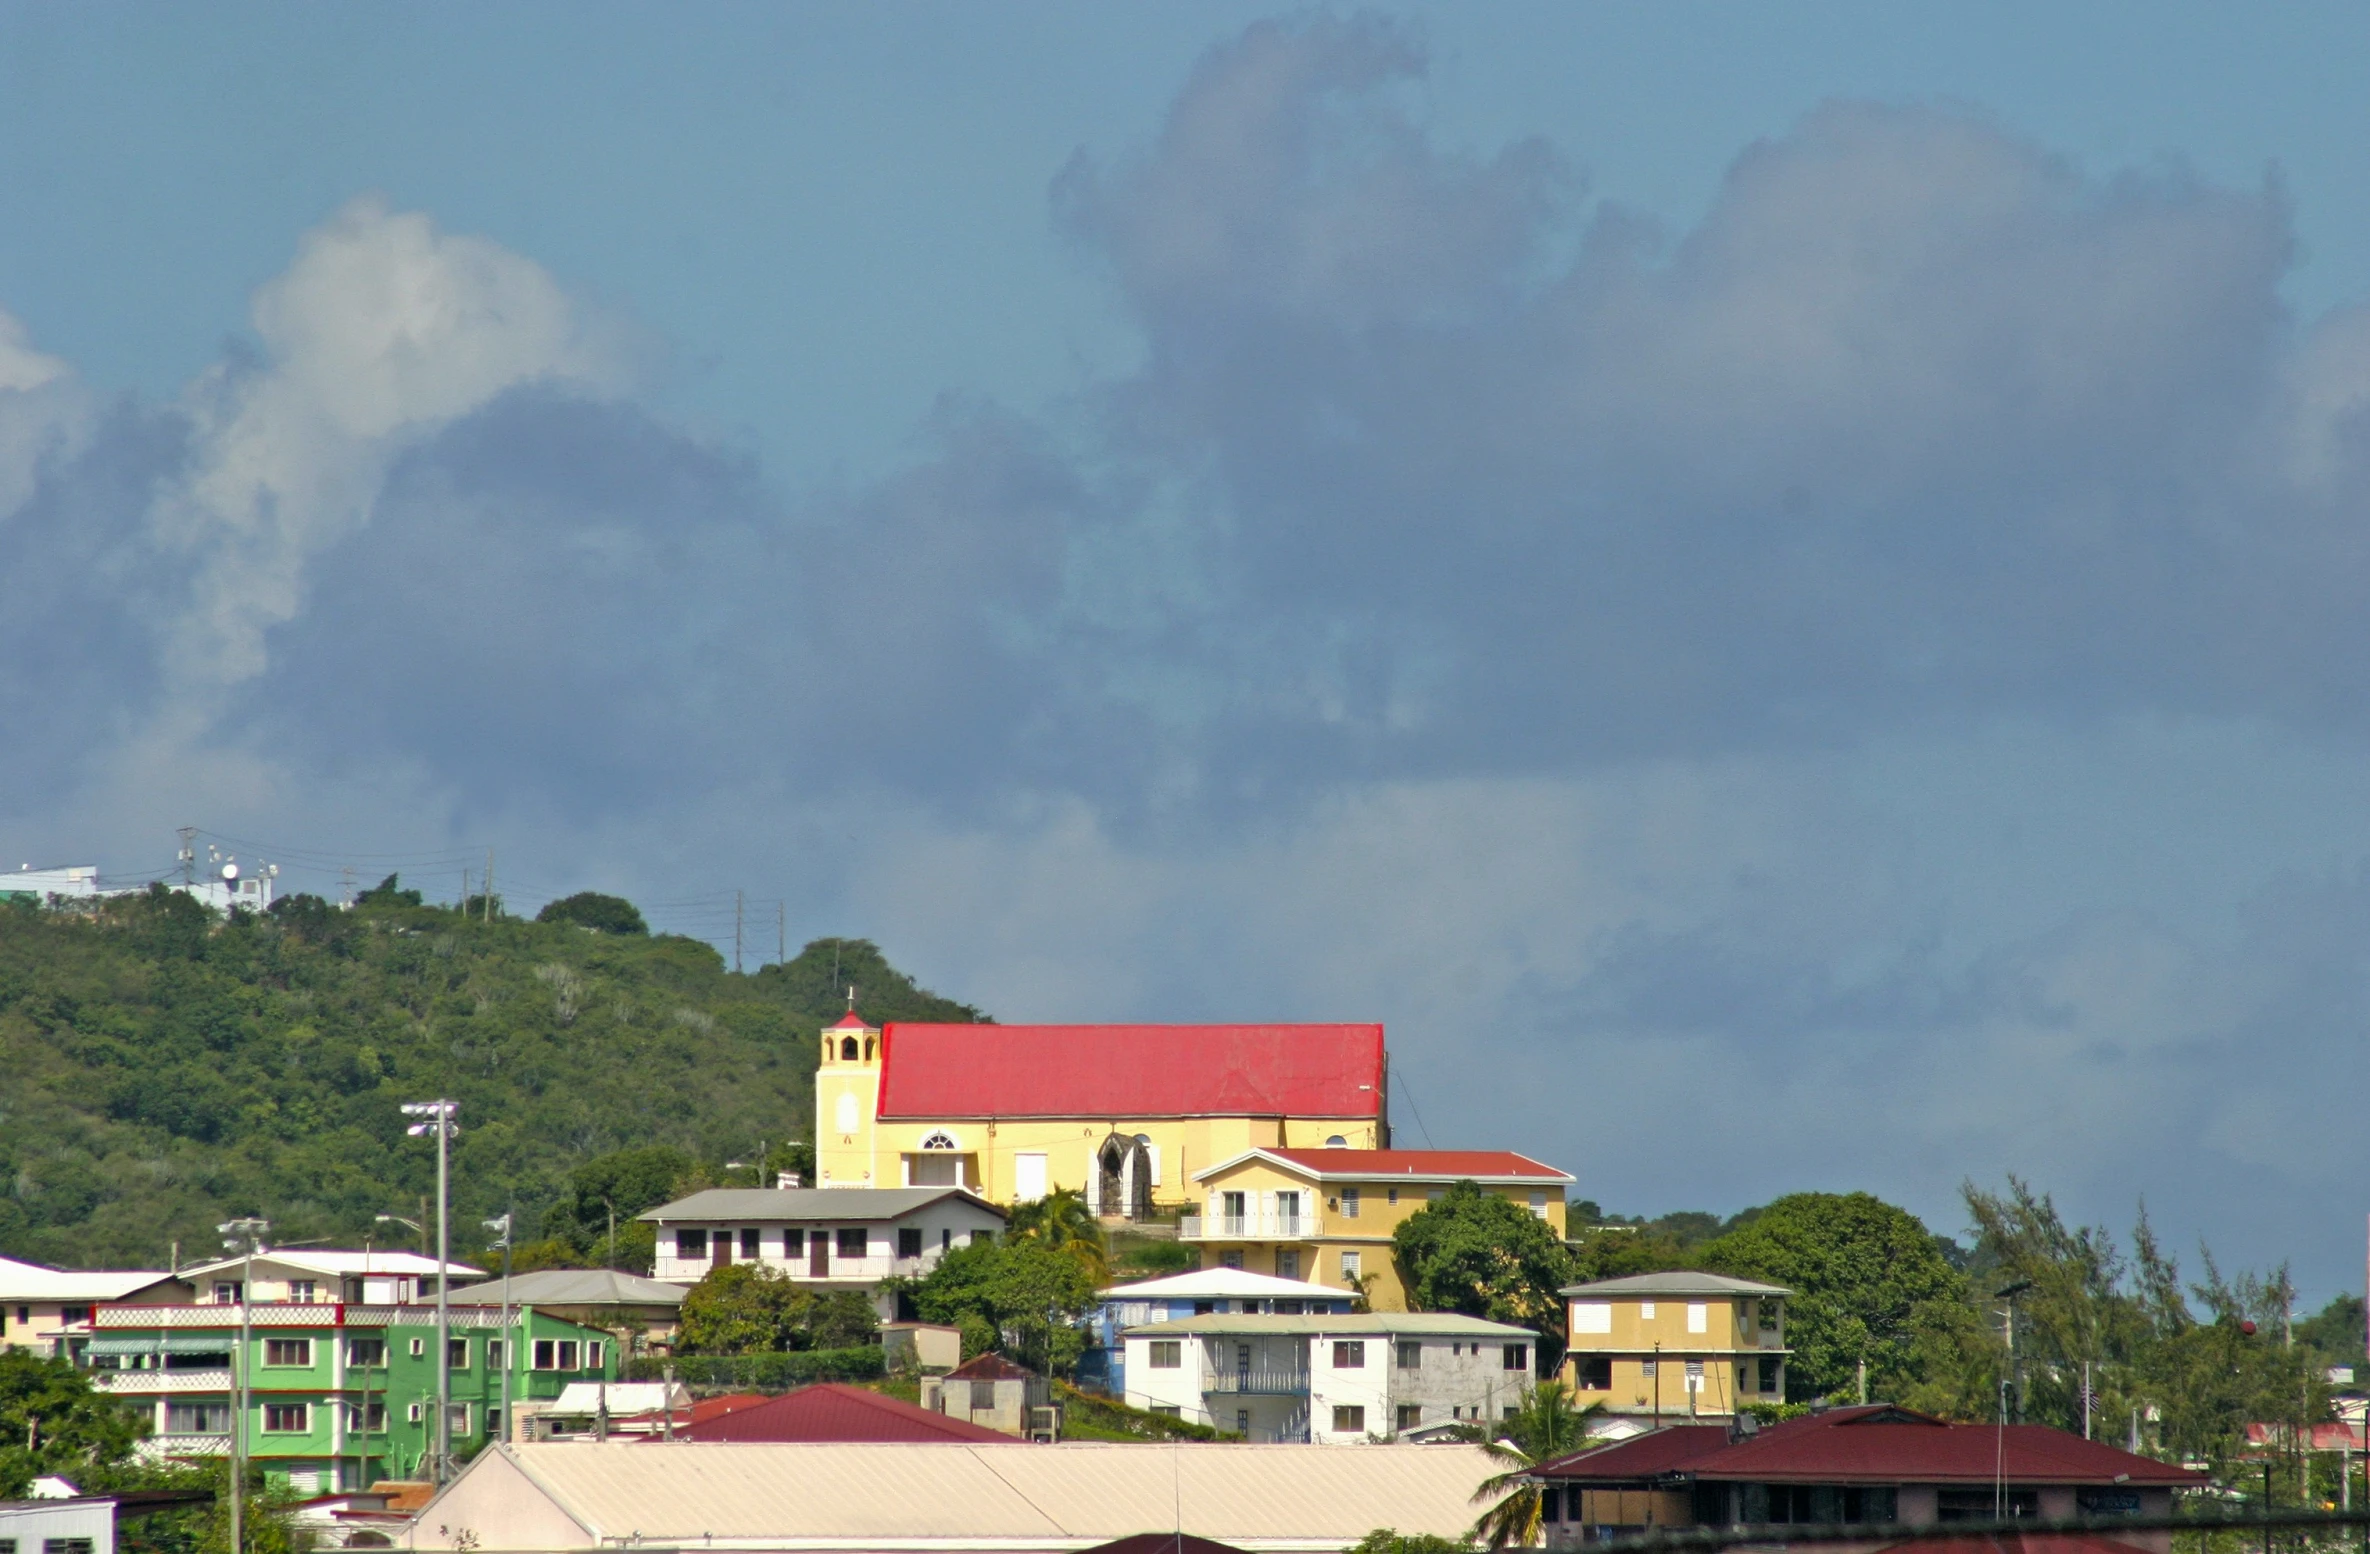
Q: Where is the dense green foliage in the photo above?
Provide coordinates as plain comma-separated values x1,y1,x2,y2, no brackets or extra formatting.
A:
1347,1534,1475,1554
0,889,979,1266
1391,1181,1575,1360
623,1347,886,1388
677,1263,879,1353
1460,1384,1603,1548
536,892,649,935
0,1349,146,1496
900,1237,1101,1373
1694,1191,1963,1400
1051,1380,1234,1441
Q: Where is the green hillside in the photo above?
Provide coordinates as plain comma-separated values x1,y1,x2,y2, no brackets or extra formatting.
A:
0,884,983,1268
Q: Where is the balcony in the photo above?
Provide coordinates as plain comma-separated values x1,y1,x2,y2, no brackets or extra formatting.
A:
1178,1214,1311,1242
139,1435,230,1459
94,1369,230,1394
1202,1369,1310,1396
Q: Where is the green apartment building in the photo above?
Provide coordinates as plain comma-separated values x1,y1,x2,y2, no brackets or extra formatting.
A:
80,1301,616,1491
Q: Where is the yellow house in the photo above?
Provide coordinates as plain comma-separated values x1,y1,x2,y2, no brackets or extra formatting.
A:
813,1011,1390,1212
1559,1270,1791,1420
1186,1147,1575,1311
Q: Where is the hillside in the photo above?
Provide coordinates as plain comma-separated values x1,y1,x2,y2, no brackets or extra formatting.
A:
0,884,982,1268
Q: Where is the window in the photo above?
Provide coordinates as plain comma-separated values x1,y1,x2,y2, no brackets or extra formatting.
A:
1387,1187,1398,1206
1504,1343,1530,1372
1396,1403,1422,1431
1150,1405,1181,1418
1331,1340,1365,1368
1640,1302,1657,1319
1276,1250,1301,1280
165,1401,230,1433
264,1338,312,1367
557,1340,580,1369
448,1403,472,1434
213,1282,242,1305
969,1380,998,1410
347,1337,386,1367
1640,1358,1657,1379
783,1228,806,1257
1684,1358,1704,1391
1573,1356,1613,1390
1340,1251,1362,1282
942,1228,952,1251
262,1402,310,1433
736,1227,759,1259
346,1399,388,1431
841,1036,860,1061
438,1336,464,1368
587,1341,605,1369
1331,1405,1366,1434
1384,1340,1417,1370
487,1339,505,1369
676,1228,707,1259
533,1339,556,1370
837,1228,868,1258
1759,1357,1780,1393
45,1540,94,1554
57,1305,89,1324
1148,1340,1183,1368
1759,1301,1780,1332
1342,1188,1360,1220
1218,1251,1243,1270
899,1228,924,1259
406,1401,425,1424
1687,1303,1709,1334
1572,1301,1612,1335
408,1337,425,1358
1529,1191,1547,1219
287,1280,317,1303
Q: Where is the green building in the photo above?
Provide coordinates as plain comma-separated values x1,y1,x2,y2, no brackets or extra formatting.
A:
81,1300,616,1491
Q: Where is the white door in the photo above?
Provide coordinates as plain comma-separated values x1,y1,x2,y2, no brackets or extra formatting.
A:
1014,1153,1048,1200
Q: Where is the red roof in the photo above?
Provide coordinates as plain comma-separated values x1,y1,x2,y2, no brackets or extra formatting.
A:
947,1352,1036,1381
827,1010,872,1031
1543,1408,2203,1488
1257,1148,1570,1180
1537,1425,1731,1481
683,1392,770,1426
1081,1537,1254,1554
877,1024,1385,1120
674,1382,1014,1444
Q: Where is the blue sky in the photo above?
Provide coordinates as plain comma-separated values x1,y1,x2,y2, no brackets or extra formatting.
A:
7,3,2370,1301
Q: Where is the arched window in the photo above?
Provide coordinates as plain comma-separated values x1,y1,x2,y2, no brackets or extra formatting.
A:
841,1036,860,1061
864,1037,875,1061
1324,1135,1348,1148
921,1131,959,1150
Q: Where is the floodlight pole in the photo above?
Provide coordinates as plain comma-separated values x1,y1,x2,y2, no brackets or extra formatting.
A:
218,1217,269,1554
485,1211,514,1443
403,1100,460,1482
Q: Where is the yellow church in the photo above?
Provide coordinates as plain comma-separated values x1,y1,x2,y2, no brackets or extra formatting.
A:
812,1009,1390,1215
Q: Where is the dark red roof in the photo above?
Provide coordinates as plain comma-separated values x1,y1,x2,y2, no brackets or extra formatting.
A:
674,1382,1013,1444
683,1392,770,1426
876,1024,1385,1120
1080,1537,1253,1554
1259,1148,1569,1180
1537,1426,1731,1481
1544,1408,2202,1488
827,1010,872,1031
947,1352,1036,1381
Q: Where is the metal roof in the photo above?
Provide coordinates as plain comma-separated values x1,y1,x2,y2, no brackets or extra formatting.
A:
1097,1268,1351,1301
423,1440,1502,1550
0,1266,182,1300
639,1187,1007,1223
876,1023,1386,1121
439,1268,686,1307
1198,1148,1573,1184
1559,1271,1790,1298
1122,1312,1535,1338
172,1250,482,1280
681,1384,1013,1444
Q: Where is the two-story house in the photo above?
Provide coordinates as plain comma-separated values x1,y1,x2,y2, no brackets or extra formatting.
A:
1184,1148,1574,1310
168,1250,485,1309
1122,1311,1539,1442
0,1255,189,1355
640,1186,1006,1316
78,1300,615,1492
1078,1267,1357,1395
1559,1271,1791,1421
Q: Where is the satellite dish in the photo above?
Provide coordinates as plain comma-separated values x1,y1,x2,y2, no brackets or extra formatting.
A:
221,863,239,881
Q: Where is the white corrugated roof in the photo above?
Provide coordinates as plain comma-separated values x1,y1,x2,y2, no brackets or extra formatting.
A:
1096,1268,1345,1301
1122,1312,1535,1338
448,1440,1500,1548
0,1265,181,1300
174,1250,483,1280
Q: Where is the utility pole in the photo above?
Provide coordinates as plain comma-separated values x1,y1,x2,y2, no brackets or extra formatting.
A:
179,828,197,887
218,1216,269,1554
402,1101,460,1482
485,1211,514,1443
484,849,494,924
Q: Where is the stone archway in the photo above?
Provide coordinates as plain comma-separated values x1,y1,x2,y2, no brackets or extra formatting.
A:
1094,1132,1153,1220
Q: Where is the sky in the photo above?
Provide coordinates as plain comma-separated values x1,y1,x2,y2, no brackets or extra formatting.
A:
6,3,2370,1302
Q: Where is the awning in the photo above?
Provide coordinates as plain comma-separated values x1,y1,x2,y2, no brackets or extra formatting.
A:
87,1336,232,1356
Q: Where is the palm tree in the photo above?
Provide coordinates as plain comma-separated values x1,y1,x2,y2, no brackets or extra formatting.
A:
1465,1382,1604,1549
1008,1187,1109,1283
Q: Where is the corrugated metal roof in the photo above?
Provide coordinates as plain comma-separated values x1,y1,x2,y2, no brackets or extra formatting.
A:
0,1267,180,1300
1558,1271,1790,1298
482,1440,1500,1546
1097,1269,1346,1302
876,1024,1386,1120
1122,1312,1534,1338
443,1269,686,1307
639,1188,1005,1224
681,1384,1013,1444
1244,1149,1573,1183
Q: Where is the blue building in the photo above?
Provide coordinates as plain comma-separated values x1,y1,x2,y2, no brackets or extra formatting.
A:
1077,1268,1357,1395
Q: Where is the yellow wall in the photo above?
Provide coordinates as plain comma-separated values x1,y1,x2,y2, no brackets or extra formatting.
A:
1560,1293,1788,1417
813,1028,1385,1199
1563,1294,1783,1353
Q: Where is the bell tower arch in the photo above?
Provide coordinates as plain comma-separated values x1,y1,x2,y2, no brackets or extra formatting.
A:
815,1002,881,1187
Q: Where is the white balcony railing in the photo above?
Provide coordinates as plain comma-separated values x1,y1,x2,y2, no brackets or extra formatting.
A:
140,1435,230,1458
94,1370,231,1394
1177,1214,1311,1242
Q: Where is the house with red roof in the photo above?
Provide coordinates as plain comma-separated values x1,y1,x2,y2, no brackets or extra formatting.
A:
1184,1147,1574,1309
811,1007,1391,1220
1531,1404,2206,1554
673,1382,1016,1444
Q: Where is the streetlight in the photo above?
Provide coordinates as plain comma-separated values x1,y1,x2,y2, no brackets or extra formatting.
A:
401,1101,459,1484
218,1216,269,1554
483,1212,513,1444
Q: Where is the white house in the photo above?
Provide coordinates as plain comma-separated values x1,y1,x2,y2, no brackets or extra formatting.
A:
167,1250,485,1308
1080,1267,1357,1395
0,1257,189,1356
1122,1311,1541,1443
0,1493,122,1554
639,1187,1006,1316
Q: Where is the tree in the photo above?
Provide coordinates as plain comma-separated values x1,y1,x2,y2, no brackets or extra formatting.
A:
536,893,649,935
551,1146,697,1260
679,1264,812,1354
1460,1384,1602,1548
0,1350,148,1497
353,873,422,907
1008,1187,1109,1283
1348,1533,1475,1554
1694,1191,1963,1402
1392,1181,1575,1361
901,1238,1099,1374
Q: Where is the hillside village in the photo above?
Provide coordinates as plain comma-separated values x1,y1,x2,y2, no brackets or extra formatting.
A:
0,882,2355,1554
